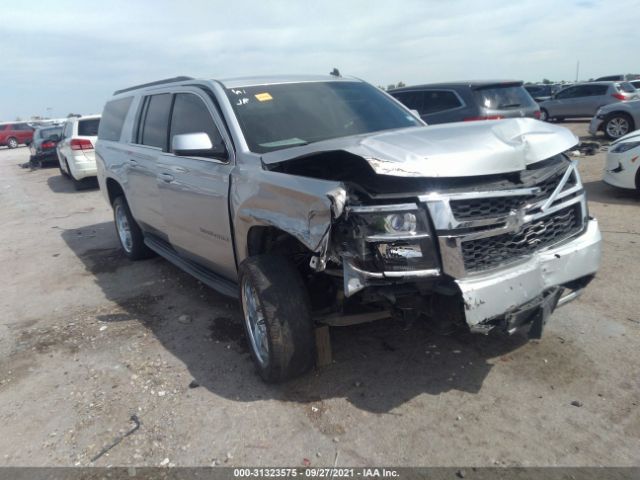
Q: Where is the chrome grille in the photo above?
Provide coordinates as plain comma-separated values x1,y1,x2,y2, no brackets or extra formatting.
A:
422,158,587,277
461,205,582,272
450,168,577,220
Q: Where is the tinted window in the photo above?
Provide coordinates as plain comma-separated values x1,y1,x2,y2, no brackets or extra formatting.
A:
39,127,62,139
392,91,424,111
99,97,133,141
14,123,32,131
618,82,636,93
555,87,577,99
473,85,536,109
141,94,172,149
169,93,222,151
585,85,608,96
78,118,100,136
422,90,462,114
227,82,421,153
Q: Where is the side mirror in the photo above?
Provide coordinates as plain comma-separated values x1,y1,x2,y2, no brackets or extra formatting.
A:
49,134,60,142
171,132,227,159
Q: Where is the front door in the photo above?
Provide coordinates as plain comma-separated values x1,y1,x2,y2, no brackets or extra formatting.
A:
156,90,237,281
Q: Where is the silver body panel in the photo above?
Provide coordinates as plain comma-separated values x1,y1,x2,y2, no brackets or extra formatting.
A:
96,74,601,332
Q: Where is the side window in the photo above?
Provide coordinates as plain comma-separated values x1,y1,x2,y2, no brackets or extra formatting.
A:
64,122,73,138
392,91,423,112
169,93,223,151
585,85,607,96
422,90,462,114
555,87,575,99
16,123,31,131
99,97,133,141
571,86,591,98
78,118,100,136
140,94,172,149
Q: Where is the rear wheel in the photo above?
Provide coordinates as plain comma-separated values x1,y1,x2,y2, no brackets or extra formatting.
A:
7,137,18,149
239,255,315,383
604,113,633,140
540,109,549,122
112,196,154,260
58,157,69,177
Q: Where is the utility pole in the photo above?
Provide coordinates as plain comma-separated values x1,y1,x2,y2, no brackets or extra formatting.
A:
575,61,580,82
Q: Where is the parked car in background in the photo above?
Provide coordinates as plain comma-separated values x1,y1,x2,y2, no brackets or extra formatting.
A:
539,82,637,121
29,126,63,166
0,122,34,148
595,74,640,82
524,84,562,103
96,75,600,383
57,115,101,188
589,99,640,140
630,80,640,90
602,129,640,190
389,81,540,124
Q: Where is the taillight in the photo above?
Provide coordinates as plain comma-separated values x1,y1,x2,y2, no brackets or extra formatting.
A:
41,141,55,149
463,115,504,121
533,110,541,119
70,138,93,150
612,93,626,100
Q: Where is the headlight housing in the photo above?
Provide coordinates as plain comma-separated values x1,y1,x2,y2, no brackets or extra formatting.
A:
345,203,440,273
610,141,640,153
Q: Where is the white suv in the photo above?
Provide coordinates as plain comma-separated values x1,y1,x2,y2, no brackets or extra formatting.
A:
57,115,101,188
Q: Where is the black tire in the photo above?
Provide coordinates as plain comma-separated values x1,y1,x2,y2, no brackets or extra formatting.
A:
540,108,549,122
238,255,315,383
58,157,69,177
603,113,634,140
7,137,18,149
112,196,154,260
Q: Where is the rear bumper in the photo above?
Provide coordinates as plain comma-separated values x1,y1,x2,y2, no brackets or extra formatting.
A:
457,218,601,330
68,152,97,179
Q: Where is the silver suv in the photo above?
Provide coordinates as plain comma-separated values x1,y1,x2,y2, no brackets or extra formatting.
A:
539,81,637,121
96,75,602,383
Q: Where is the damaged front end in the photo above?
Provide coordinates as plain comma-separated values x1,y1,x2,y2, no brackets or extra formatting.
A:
263,119,602,338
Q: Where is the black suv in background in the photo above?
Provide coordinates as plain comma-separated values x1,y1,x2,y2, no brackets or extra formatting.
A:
389,81,540,125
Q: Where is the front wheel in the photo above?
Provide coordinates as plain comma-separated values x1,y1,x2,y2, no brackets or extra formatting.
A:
604,114,633,140
112,196,154,260
239,255,315,383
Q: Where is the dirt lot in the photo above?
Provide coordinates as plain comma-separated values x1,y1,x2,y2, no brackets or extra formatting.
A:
0,122,638,467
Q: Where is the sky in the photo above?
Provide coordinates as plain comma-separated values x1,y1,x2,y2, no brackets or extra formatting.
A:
1,0,638,121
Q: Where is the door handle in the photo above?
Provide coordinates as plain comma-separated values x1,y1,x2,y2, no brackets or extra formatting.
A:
172,166,189,173
158,172,174,183
128,159,138,166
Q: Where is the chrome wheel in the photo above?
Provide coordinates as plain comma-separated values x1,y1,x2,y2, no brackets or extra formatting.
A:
540,109,548,122
606,117,630,139
7,138,17,149
115,204,133,253
241,279,269,366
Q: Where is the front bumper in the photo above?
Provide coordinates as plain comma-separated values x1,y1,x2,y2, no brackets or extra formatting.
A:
457,218,601,329
589,116,604,135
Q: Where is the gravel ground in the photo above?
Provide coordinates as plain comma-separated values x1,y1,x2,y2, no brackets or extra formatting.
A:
0,121,638,467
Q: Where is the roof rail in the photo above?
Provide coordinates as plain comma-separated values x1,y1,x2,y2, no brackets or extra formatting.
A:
113,76,194,95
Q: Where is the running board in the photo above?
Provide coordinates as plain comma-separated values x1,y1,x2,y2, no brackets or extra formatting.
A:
144,236,239,299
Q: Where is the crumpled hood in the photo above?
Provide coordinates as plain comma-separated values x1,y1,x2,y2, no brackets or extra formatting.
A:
262,118,579,178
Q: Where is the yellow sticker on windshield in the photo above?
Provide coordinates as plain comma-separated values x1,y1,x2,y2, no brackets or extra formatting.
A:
255,92,273,102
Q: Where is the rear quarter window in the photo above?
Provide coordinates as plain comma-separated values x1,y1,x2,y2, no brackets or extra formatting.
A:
99,97,133,141
618,82,636,93
78,118,100,136
140,94,172,149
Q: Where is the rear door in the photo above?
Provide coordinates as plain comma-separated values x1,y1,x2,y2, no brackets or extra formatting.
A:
420,89,467,123
581,84,609,115
126,93,172,237
14,123,34,144
156,89,237,280
548,86,583,117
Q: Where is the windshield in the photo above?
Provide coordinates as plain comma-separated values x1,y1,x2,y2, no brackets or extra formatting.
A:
226,81,421,153
474,85,537,110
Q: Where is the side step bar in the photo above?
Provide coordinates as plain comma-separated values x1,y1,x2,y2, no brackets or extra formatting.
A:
144,236,239,299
